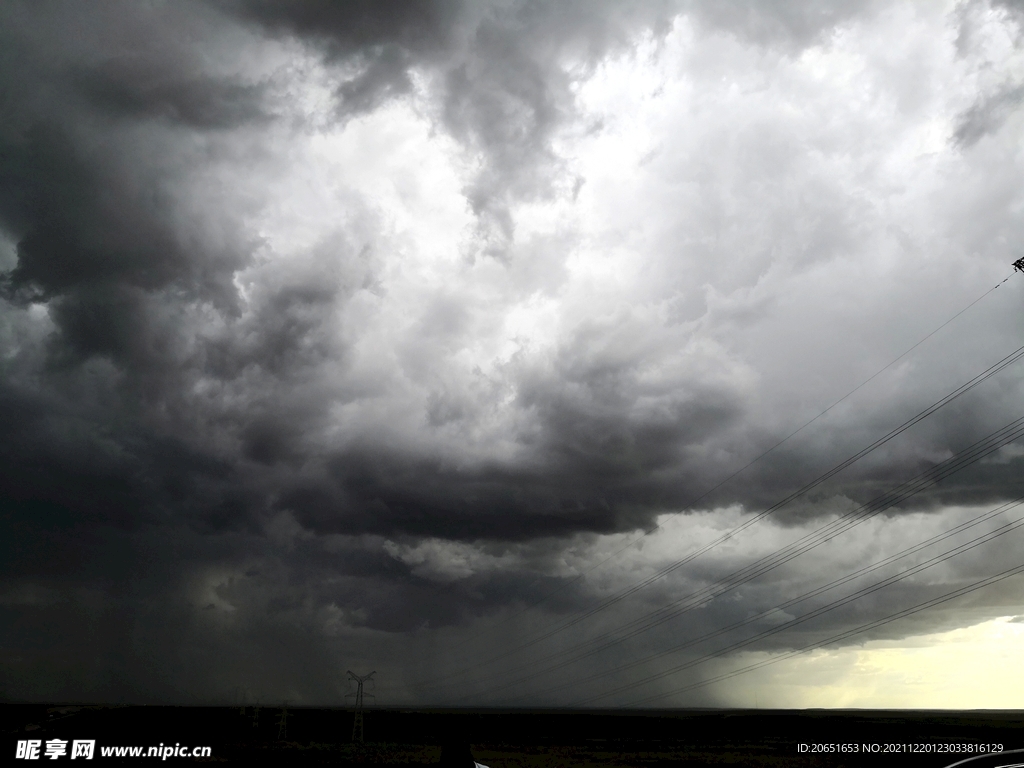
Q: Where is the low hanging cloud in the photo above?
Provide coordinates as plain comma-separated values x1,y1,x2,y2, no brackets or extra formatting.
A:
1,0,1024,706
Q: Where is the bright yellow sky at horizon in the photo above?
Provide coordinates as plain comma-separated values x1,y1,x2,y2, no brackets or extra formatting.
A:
719,616,1024,709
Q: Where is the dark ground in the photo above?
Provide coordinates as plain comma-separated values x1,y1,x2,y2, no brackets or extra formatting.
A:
3,704,1023,766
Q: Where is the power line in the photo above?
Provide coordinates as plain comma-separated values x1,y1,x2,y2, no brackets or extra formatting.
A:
411,341,1024,694
454,416,1024,703
572,495,1024,705
428,273,1016,663
539,419,1024,675
507,493,1024,703
625,557,1024,707
489,345,1024,648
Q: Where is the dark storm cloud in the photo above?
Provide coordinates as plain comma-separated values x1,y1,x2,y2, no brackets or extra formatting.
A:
0,2,261,313
2,0,1024,707
227,0,459,118
0,0,709,548
70,62,269,130
5,0,985,550
231,0,682,254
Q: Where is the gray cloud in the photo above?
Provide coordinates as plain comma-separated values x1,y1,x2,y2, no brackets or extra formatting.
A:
955,83,1024,147
682,0,881,48
1,0,1024,708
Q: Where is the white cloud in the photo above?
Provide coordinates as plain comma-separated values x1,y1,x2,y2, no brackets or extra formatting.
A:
3,0,1024,707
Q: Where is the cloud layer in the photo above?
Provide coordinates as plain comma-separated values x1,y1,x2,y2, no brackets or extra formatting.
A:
1,0,1024,706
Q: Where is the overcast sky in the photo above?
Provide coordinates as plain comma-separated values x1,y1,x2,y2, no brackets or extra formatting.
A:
2,0,1024,709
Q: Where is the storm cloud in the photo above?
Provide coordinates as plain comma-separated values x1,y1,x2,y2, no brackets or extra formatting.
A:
1,0,1023,707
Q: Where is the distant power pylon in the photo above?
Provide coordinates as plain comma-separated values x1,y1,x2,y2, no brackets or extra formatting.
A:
346,670,375,743
276,701,290,741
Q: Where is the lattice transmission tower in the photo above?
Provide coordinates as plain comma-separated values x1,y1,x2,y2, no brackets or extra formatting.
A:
346,670,375,743
276,700,290,740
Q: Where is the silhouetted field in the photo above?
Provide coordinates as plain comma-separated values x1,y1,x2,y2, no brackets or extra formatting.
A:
3,704,1023,766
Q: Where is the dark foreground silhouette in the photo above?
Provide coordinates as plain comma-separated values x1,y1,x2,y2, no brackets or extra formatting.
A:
3,704,1023,766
